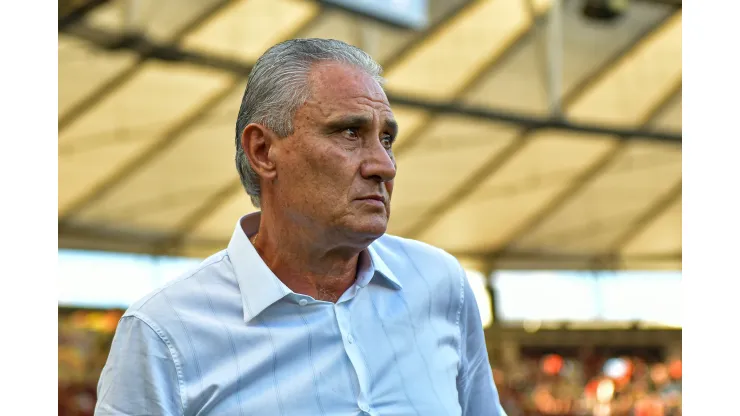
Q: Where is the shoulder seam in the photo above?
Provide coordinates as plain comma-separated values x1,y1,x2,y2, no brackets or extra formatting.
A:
452,259,466,374
129,312,187,416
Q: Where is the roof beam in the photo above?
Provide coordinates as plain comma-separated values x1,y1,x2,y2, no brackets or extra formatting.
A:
61,24,681,144
59,0,110,31
386,93,680,143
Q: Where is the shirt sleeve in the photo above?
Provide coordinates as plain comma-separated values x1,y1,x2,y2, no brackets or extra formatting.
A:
95,314,183,416
455,263,508,416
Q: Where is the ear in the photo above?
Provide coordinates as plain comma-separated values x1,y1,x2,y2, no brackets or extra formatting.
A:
241,123,278,181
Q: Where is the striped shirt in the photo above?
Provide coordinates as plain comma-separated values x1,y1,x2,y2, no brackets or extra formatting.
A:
95,213,506,416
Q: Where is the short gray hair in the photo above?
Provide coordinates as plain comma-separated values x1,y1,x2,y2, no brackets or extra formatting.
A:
234,38,384,208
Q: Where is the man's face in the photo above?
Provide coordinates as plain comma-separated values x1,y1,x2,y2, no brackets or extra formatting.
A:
270,61,397,245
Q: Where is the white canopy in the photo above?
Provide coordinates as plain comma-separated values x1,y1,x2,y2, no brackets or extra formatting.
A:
59,0,681,271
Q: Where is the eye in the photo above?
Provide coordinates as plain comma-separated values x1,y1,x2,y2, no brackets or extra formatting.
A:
343,127,360,139
381,135,395,150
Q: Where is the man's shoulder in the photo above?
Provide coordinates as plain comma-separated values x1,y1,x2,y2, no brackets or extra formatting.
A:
374,233,458,261
373,233,461,275
123,250,233,322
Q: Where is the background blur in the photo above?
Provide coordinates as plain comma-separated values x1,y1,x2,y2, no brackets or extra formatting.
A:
58,0,682,415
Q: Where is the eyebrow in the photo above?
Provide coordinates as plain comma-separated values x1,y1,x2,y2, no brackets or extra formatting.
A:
324,115,399,136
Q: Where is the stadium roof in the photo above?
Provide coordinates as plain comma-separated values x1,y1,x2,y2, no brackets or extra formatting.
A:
58,0,682,271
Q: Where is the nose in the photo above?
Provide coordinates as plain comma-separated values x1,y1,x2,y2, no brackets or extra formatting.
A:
360,138,397,183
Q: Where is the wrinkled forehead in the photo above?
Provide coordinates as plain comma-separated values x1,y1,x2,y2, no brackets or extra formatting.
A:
305,61,392,116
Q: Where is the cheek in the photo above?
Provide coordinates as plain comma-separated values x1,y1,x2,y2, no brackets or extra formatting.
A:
305,148,357,194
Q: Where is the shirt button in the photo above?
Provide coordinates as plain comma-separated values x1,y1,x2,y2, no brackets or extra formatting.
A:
347,335,354,344
298,299,308,306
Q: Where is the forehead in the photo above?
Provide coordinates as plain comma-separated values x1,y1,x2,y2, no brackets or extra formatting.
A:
305,62,391,116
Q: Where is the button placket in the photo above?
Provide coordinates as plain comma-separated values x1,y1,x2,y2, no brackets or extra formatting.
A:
334,303,372,412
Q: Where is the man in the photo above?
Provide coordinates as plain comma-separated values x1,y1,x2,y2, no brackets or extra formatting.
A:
95,38,506,416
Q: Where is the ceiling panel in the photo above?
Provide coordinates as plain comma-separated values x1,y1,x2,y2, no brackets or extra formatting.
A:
463,0,672,115
59,62,233,214
384,0,545,100
512,141,681,253
621,199,681,255
84,0,228,43
567,11,682,127
182,0,319,61
74,86,246,230
189,191,258,241
416,131,615,252
58,35,137,116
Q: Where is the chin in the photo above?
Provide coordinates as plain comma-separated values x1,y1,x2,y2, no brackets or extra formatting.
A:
345,216,388,242
356,221,388,237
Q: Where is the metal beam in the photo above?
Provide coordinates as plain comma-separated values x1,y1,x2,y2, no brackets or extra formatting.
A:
542,0,564,116
493,80,682,254
634,0,682,7
62,13,682,144
403,8,680,239
59,0,110,30
609,179,682,250
61,25,255,75
386,94,681,143
58,0,234,133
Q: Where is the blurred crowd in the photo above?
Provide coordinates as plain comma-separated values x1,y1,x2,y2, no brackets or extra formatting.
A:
59,309,119,416
494,353,682,416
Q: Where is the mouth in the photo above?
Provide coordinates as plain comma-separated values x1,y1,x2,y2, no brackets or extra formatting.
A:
356,195,386,207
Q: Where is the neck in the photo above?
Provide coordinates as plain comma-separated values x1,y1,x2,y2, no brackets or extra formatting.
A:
252,209,362,303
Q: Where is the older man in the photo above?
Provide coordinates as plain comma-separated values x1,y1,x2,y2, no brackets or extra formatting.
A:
95,38,506,416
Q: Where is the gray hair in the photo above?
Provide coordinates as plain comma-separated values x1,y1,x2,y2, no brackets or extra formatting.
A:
234,38,385,208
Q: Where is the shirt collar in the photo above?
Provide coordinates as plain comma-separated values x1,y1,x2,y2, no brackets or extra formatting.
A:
366,243,403,290
227,212,403,323
227,213,291,323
